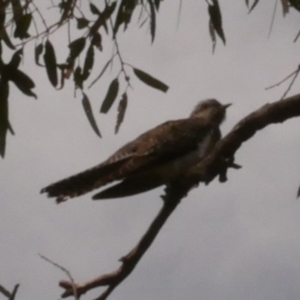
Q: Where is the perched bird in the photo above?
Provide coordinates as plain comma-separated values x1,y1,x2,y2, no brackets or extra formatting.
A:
41,99,231,203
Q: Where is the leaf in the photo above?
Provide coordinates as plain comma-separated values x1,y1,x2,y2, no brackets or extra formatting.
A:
100,78,119,113
67,37,86,64
91,32,102,51
280,0,289,16
115,93,128,134
90,3,101,15
6,66,37,98
82,44,94,81
209,20,216,53
297,184,300,198
44,40,58,87
245,0,249,7
148,0,156,43
208,0,226,45
74,66,83,89
133,68,169,92
35,43,44,66
14,13,32,39
76,17,89,29
9,48,23,68
2,28,15,50
249,0,260,13
82,92,101,137
114,0,136,35
0,79,9,158
154,0,161,10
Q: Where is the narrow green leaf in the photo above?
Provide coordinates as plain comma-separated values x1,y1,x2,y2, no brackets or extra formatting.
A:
74,66,83,89
14,13,32,39
115,93,128,134
2,28,15,50
0,79,9,158
35,43,43,66
133,68,169,92
280,0,289,15
67,37,86,64
148,0,156,43
82,44,94,80
209,20,216,53
154,0,161,10
100,78,119,113
9,48,23,68
44,40,58,87
91,32,102,51
77,17,89,29
90,3,101,15
208,0,226,45
6,66,37,98
82,92,101,137
249,0,260,13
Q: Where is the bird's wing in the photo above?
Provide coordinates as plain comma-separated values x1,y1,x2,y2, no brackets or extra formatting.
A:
41,118,212,203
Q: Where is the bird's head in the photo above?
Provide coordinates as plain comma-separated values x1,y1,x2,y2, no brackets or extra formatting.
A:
190,99,231,125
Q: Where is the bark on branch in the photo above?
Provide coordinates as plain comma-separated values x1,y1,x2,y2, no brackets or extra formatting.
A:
59,93,300,299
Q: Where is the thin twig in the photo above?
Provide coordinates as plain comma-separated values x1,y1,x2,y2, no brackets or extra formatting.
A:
39,254,79,300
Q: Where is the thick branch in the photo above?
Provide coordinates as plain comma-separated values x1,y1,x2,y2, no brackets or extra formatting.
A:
59,93,300,299
165,93,300,200
60,195,181,299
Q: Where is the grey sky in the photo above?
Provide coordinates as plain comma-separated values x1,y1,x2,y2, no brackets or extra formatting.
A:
1,1,300,299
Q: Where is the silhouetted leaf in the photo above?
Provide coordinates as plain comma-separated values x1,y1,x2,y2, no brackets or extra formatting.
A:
82,44,94,80
208,0,226,45
11,0,23,24
0,79,9,158
209,20,216,53
77,17,90,29
100,78,119,113
280,0,289,15
74,66,83,89
133,68,169,92
114,0,136,36
297,184,300,198
6,66,37,98
148,0,156,43
82,92,101,137
59,0,73,23
289,0,300,12
67,37,86,64
249,0,260,13
245,0,249,7
35,43,44,66
91,32,102,51
9,48,23,68
44,40,58,87
90,3,101,15
14,13,32,39
154,0,161,10
2,28,15,50
102,1,117,19
115,93,128,134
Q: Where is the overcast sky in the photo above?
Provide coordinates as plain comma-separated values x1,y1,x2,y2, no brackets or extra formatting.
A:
2,1,300,300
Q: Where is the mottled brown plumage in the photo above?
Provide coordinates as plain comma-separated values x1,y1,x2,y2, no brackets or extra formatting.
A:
41,99,230,203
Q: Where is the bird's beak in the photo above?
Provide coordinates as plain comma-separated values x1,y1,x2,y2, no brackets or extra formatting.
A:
223,103,232,109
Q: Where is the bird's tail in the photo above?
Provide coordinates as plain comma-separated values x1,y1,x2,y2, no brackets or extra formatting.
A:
41,160,127,203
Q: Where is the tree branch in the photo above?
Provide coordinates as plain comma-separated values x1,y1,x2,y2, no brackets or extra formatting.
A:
58,92,300,299
59,195,181,299
165,92,300,200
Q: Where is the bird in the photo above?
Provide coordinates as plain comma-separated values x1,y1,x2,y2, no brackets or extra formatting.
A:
41,99,231,203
